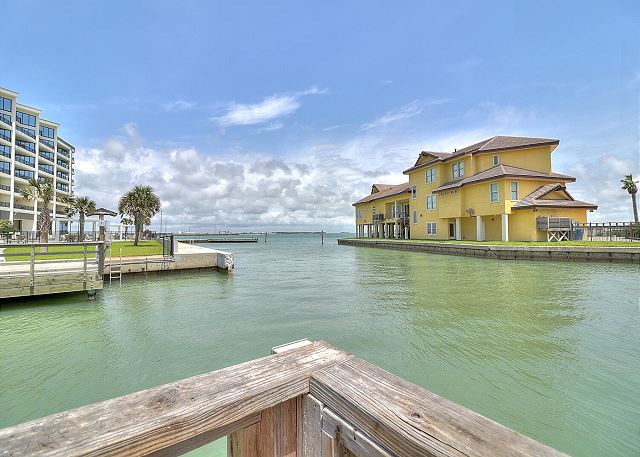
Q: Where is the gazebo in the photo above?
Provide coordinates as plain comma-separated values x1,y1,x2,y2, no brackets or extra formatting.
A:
88,207,118,242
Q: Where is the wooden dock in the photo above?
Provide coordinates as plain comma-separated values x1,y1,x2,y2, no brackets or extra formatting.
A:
0,340,565,456
179,237,258,244
0,242,104,299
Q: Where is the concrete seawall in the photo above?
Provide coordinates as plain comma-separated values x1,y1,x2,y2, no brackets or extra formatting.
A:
337,238,640,263
104,242,234,276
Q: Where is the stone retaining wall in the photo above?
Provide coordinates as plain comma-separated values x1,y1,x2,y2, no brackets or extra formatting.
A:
337,238,640,263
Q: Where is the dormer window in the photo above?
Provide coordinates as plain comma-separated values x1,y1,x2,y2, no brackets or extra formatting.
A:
452,161,464,179
492,155,499,166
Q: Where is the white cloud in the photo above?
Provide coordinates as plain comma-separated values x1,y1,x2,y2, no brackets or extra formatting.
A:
163,100,196,111
361,98,450,130
213,86,329,127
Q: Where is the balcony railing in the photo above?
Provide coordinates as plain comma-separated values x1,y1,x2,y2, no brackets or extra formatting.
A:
39,138,55,150
16,125,36,139
0,132,10,142
0,183,10,191
39,165,54,175
0,113,11,126
15,156,35,167
15,140,35,153
0,167,10,175
0,201,9,207
40,151,55,162
57,160,69,169
14,203,34,211
58,148,70,158
0,149,10,159
14,170,35,180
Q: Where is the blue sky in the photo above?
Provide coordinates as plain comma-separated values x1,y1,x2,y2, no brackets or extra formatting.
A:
3,0,639,230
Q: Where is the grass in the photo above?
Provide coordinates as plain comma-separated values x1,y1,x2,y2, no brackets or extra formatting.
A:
2,240,164,262
347,238,639,247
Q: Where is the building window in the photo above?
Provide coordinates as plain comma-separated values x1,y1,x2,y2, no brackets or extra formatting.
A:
357,208,362,218
0,128,11,141
0,112,11,125
39,125,55,139
411,185,416,199
452,161,464,179
56,182,69,192
57,147,70,158
57,170,68,180
16,111,36,127
490,182,499,202
412,210,417,224
0,96,11,112
493,155,499,166
0,144,10,158
57,159,69,169
15,154,35,167
426,167,436,183
426,195,436,210
510,181,518,200
427,222,437,235
15,169,35,180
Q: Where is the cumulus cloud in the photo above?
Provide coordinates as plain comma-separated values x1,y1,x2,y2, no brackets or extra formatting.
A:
73,123,424,231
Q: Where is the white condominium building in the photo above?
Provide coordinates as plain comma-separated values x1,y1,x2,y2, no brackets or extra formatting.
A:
0,87,74,233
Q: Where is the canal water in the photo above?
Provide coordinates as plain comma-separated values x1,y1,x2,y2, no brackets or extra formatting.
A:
0,233,638,456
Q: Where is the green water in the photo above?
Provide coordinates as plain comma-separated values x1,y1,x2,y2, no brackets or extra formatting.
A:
1,234,638,456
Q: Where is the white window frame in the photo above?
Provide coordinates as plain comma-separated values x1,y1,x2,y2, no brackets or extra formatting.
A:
426,167,436,184
426,195,436,210
490,183,499,203
452,161,464,179
510,181,518,200
492,155,499,166
427,222,437,235
411,185,417,199
412,210,417,224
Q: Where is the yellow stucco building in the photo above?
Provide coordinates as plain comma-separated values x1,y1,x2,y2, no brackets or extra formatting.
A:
353,136,597,242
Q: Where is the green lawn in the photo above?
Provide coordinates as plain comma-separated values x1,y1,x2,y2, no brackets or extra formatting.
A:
2,240,164,262
347,238,639,247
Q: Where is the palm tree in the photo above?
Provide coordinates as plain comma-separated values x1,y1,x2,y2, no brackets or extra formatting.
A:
121,216,134,239
20,178,54,243
621,174,639,223
62,195,96,241
118,185,161,246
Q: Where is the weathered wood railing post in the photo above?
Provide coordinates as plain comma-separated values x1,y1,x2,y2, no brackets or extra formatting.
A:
83,243,88,287
97,242,105,276
29,243,35,295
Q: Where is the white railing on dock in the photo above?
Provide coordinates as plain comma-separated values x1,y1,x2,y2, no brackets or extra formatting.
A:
0,340,565,456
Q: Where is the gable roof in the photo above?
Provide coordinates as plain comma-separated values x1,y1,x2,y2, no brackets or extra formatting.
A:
353,182,411,206
512,183,597,210
371,183,395,193
404,135,559,174
432,164,576,192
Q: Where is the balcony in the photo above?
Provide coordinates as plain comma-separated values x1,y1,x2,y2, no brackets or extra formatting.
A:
39,138,55,151
39,151,55,163
56,160,69,169
14,169,35,181
15,156,35,168
16,125,36,140
57,148,70,159
39,165,54,176
0,149,10,159
0,131,10,143
0,201,9,208
15,141,36,154
0,167,10,176
0,113,11,127
14,203,34,211
0,183,10,192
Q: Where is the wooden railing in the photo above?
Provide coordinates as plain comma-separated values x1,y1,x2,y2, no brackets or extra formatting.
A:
0,341,564,456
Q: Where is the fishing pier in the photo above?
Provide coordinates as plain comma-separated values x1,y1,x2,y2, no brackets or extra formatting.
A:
0,340,564,456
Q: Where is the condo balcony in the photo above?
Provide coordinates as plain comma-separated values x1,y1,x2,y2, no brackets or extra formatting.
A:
0,130,11,143
39,138,55,151
15,155,35,168
16,125,36,140
0,201,9,208
0,183,10,192
39,151,55,163
15,140,36,155
0,113,11,127
13,203,34,211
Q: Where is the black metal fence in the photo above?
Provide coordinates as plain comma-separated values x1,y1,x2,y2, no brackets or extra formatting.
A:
575,222,640,242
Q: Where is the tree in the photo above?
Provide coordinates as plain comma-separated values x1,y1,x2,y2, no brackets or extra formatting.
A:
621,174,639,224
121,216,134,239
118,185,161,246
62,195,96,241
0,220,16,243
20,178,54,243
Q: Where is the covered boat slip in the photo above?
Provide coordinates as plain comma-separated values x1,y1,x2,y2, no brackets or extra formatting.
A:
0,340,564,456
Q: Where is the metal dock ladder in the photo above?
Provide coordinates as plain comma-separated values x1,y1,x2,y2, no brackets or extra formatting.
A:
108,246,123,284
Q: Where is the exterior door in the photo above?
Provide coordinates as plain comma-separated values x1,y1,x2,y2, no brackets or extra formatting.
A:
449,222,455,239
